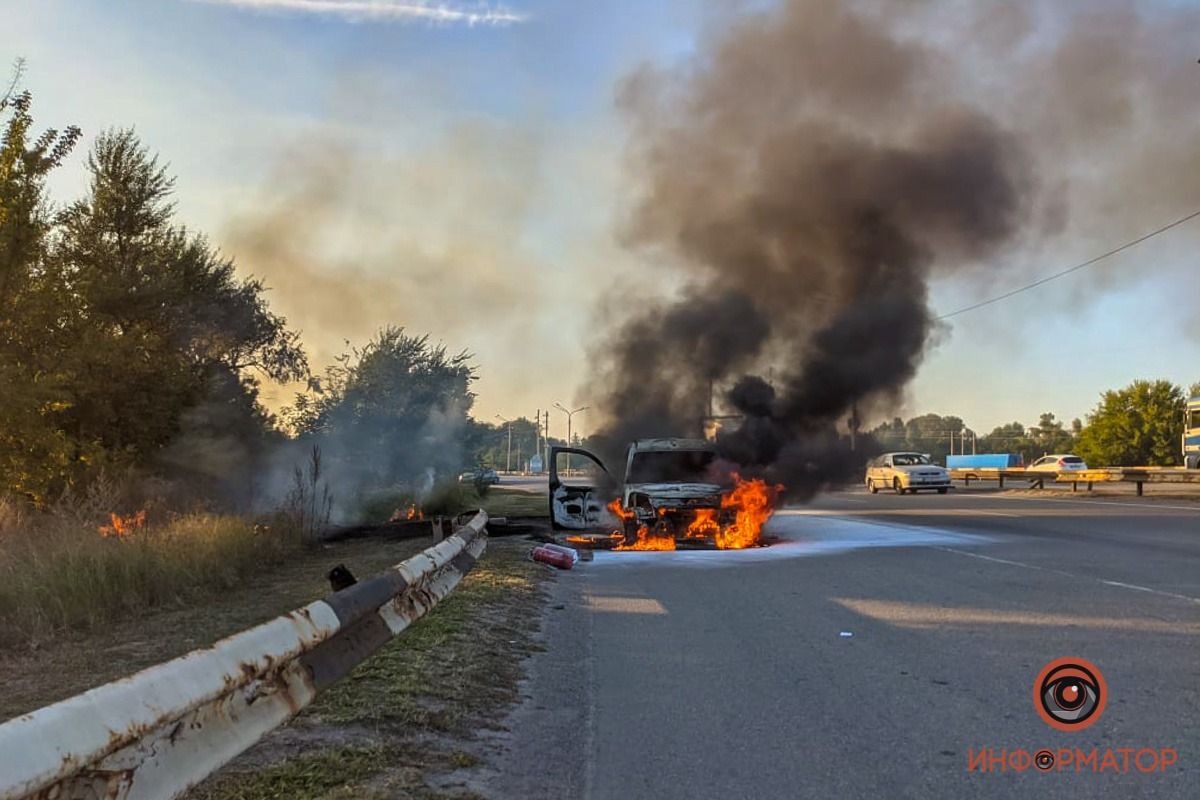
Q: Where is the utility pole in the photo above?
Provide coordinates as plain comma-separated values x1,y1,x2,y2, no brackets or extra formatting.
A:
495,414,512,473
554,403,588,475
848,404,860,452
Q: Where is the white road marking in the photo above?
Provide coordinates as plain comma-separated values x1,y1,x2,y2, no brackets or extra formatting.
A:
934,546,1200,605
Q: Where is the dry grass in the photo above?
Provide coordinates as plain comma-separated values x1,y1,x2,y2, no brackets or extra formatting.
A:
356,484,547,525
0,502,305,647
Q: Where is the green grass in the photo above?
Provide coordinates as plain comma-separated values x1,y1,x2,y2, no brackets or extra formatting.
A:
475,487,547,518
312,542,545,730
191,745,392,800
0,511,304,646
186,540,545,800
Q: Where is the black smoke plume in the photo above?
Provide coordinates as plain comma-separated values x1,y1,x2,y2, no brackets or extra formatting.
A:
587,0,1036,496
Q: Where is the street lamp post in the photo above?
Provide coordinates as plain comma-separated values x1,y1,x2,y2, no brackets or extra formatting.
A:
553,403,588,474
495,414,512,473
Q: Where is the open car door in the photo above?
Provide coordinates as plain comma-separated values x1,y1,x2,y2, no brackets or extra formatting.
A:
549,446,612,530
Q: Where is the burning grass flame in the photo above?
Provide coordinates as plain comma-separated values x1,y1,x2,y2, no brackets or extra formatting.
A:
98,510,146,540
390,504,424,522
612,476,782,551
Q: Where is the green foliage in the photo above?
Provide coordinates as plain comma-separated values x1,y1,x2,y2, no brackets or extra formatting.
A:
287,327,476,489
469,416,540,471
868,413,974,465
1075,379,1186,467
0,85,305,503
0,81,82,502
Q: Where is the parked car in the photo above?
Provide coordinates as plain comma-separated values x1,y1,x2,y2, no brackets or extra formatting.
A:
1026,455,1088,472
458,468,500,485
865,452,952,494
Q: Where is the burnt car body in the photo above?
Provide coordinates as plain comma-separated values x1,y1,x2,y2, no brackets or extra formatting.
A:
549,438,733,545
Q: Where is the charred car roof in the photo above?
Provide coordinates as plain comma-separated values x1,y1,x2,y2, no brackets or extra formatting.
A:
630,438,715,452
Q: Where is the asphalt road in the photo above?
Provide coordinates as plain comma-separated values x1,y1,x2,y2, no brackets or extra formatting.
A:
482,489,1200,799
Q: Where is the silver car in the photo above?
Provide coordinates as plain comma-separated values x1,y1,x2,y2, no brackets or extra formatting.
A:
865,452,952,495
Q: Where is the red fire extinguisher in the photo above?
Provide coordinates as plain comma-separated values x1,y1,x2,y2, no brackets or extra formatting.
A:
530,546,574,570
539,543,579,564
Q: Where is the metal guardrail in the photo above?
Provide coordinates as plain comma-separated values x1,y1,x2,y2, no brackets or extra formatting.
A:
949,467,1200,495
0,510,489,800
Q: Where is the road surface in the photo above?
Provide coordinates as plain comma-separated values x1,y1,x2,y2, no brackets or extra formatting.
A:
482,489,1200,799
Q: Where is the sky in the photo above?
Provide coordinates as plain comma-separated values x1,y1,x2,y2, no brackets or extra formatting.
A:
3,0,1199,441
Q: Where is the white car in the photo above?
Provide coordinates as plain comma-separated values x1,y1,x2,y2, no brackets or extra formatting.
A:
865,452,952,495
1027,455,1088,472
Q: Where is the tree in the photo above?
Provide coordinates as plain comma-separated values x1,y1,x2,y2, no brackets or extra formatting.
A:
48,129,306,482
468,416,540,470
867,413,974,464
1026,412,1076,457
288,328,476,488
1075,380,1186,467
2,113,305,502
0,82,80,501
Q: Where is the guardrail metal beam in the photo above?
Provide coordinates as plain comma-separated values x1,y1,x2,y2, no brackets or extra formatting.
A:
0,510,489,800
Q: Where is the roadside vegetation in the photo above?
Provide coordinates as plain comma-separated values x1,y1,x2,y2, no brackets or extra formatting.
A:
871,379,1200,466
0,67,555,649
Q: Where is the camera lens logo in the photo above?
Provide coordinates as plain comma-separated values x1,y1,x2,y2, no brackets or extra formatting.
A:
1033,657,1107,731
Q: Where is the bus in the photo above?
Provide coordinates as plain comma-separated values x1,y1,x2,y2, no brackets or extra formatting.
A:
1186,395,1200,469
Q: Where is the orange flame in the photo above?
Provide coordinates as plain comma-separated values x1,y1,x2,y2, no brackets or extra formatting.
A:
609,476,781,551
98,510,146,539
607,498,636,522
390,504,424,522
614,523,676,550
715,477,779,549
609,498,675,550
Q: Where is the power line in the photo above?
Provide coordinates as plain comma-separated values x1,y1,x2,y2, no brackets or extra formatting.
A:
936,208,1200,320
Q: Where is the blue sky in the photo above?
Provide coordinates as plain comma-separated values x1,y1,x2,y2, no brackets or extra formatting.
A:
4,0,1198,441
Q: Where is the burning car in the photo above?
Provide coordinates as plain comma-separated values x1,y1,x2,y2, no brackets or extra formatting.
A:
550,439,779,550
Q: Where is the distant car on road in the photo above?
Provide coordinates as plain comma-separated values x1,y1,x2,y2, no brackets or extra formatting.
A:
1026,455,1087,472
459,468,500,485
866,452,952,494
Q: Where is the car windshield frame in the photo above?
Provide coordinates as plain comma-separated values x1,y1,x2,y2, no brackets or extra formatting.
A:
628,450,717,484
891,453,931,466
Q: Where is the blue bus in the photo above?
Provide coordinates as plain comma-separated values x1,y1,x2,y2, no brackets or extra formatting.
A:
1186,395,1200,469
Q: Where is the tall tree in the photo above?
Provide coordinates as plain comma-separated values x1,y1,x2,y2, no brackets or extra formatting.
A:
49,129,306,480
1076,379,1186,466
0,83,80,501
